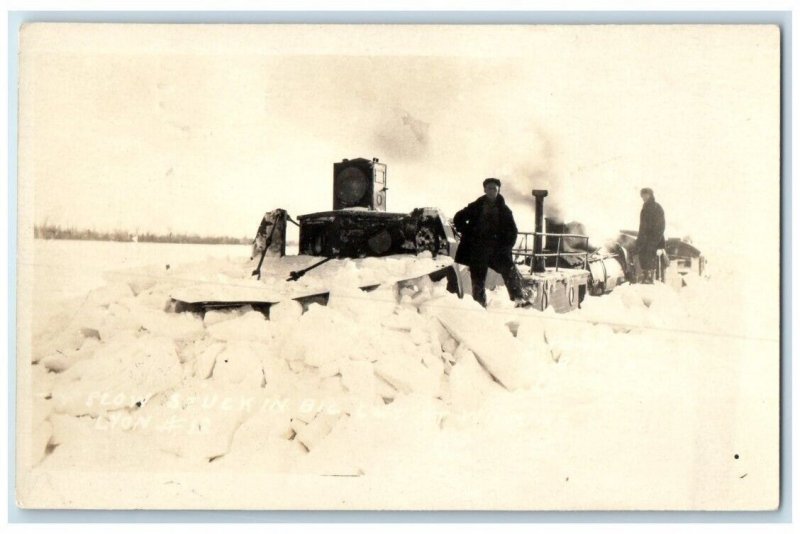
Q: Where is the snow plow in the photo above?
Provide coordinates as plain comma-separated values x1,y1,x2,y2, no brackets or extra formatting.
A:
169,157,685,315
170,158,463,315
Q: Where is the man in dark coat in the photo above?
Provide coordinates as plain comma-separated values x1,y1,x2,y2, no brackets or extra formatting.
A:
635,187,666,284
453,178,525,307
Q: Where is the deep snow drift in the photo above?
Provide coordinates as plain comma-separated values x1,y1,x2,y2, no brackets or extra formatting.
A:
21,246,779,509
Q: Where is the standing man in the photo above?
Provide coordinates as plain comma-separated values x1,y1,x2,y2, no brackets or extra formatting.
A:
453,178,526,307
635,187,666,284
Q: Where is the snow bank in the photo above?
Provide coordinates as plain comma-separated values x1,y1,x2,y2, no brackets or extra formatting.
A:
28,249,778,509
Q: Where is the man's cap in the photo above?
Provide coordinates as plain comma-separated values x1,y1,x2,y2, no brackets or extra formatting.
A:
640,187,654,196
483,178,502,188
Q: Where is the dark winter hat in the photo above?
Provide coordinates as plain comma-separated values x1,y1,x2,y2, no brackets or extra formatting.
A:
640,187,654,196
483,178,502,188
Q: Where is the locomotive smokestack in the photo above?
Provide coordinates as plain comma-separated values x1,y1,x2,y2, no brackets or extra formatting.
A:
532,189,548,273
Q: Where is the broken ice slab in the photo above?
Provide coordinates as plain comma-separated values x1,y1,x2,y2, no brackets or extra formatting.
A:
374,350,440,397
85,282,134,307
294,411,342,452
449,348,506,412
133,383,263,464
50,335,183,417
206,311,274,343
209,341,266,389
428,307,537,391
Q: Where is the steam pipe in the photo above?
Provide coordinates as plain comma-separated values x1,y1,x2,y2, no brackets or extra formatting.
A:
532,189,548,273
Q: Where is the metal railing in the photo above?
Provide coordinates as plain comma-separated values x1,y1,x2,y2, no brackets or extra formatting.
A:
512,231,592,273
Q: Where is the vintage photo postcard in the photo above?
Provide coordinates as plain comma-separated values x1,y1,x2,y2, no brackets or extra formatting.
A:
15,23,780,510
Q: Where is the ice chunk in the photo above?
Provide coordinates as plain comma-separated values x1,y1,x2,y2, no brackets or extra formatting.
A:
31,364,56,399
419,292,483,316
429,308,536,390
328,285,397,319
211,342,265,388
303,394,447,477
516,316,556,363
134,305,205,340
194,342,226,379
409,326,428,346
86,282,134,307
294,412,342,451
207,310,273,343
288,359,307,373
203,305,254,327
374,351,439,397
269,300,303,322
134,383,261,463
261,355,294,393
375,375,398,401
126,275,158,296
278,304,377,366
340,360,377,401
516,316,546,345
40,335,102,374
448,348,505,411
39,354,69,374
316,359,342,379
29,398,53,465
62,304,122,342
50,335,183,417
231,408,294,443
214,409,301,471
42,409,197,471
539,312,598,364
29,420,53,468
421,346,445,379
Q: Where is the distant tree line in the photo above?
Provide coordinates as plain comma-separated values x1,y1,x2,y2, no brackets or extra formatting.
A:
34,224,251,245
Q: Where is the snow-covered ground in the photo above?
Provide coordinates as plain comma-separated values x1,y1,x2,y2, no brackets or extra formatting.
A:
17,241,779,510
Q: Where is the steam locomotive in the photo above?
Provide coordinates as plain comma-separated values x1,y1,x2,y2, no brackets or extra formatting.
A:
175,156,702,315
260,157,638,312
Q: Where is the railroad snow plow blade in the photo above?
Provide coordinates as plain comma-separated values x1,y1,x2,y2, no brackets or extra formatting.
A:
169,254,460,316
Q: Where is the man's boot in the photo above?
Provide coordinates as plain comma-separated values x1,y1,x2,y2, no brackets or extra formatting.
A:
503,265,527,302
471,279,487,307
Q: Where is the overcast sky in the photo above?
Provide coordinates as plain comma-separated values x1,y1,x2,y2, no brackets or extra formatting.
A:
20,24,779,252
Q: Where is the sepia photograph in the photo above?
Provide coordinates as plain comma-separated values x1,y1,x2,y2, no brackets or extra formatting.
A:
14,21,781,511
